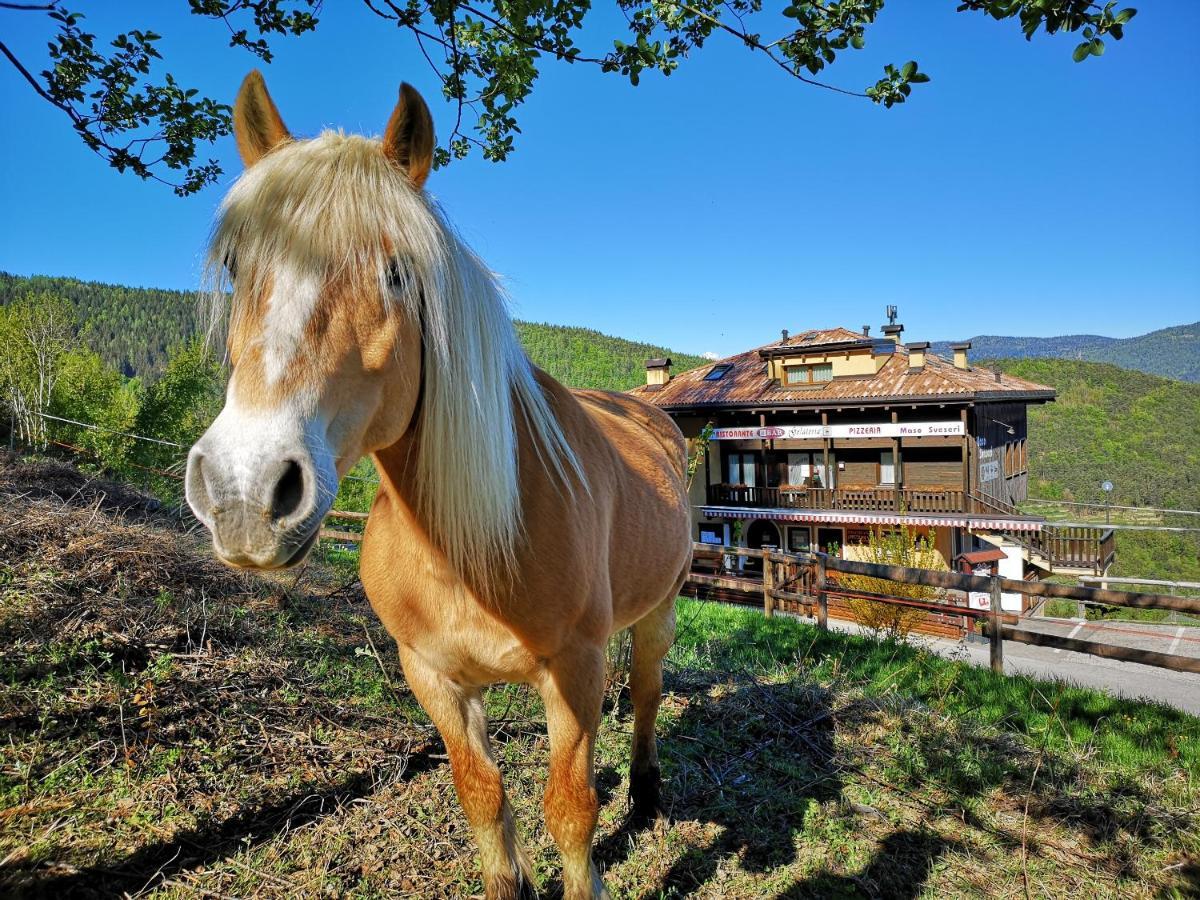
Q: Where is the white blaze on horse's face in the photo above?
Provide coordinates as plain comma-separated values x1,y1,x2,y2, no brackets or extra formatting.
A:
185,261,338,568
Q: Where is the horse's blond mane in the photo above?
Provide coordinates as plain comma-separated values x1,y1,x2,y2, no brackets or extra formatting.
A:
205,131,582,589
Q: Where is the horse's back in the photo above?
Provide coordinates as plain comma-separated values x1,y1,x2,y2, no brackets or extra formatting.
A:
571,388,687,479
570,387,692,628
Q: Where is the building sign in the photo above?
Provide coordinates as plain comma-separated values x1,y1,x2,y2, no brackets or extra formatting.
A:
968,563,993,610
710,421,965,441
978,448,1000,484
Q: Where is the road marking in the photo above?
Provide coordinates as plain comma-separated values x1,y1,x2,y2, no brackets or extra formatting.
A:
1055,622,1085,653
1169,627,1185,655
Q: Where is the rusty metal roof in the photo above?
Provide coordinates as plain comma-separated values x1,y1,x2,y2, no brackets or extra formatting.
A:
629,328,1055,410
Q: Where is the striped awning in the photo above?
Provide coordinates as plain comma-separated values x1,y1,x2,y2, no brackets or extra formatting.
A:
699,506,1044,532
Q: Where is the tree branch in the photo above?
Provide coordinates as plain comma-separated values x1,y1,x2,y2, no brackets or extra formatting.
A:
669,2,868,97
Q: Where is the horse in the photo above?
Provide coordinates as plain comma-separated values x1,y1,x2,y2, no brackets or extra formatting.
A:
184,70,693,900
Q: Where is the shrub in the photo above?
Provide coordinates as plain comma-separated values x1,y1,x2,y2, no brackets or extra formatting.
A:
839,524,945,642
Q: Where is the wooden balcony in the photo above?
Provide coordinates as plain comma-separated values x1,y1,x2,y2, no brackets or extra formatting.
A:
1006,525,1117,575
706,483,970,514
704,484,1117,575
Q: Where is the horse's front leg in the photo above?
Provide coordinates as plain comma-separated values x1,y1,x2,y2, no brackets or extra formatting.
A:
538,646,609,900
397,647,533,899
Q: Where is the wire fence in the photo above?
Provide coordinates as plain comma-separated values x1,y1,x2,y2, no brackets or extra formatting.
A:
8,411,382,500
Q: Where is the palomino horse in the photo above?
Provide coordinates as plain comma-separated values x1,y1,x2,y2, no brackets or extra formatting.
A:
185,71,692,899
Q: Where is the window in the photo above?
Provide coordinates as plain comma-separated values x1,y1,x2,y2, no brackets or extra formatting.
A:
787,527,811,553
879,450,897,485
783,363,833,386
704,364,733,381
785,451,833,489
698,525,724,545
727,452,756,486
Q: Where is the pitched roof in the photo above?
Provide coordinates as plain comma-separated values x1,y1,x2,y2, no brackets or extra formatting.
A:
629,328,1055,409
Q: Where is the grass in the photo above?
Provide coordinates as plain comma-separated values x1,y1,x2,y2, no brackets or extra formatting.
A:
2,454,1199,898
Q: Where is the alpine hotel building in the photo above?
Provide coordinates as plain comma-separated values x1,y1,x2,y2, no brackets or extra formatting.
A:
630,321,1115,614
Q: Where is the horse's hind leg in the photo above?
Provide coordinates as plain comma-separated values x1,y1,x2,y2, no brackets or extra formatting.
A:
397,647,533,900
629,593,676,822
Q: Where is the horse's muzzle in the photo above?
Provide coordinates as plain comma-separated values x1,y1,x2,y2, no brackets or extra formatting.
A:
185,447,325,569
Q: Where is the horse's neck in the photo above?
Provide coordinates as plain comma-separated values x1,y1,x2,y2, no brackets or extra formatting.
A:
371,432,423,514
369,376,577,539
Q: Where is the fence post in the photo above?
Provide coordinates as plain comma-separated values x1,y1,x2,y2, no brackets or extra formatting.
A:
989,576,1004,675
763,554,775,618
816,553,829,631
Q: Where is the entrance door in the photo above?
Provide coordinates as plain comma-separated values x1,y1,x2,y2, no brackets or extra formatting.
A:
745,520,781,574
817,527,844,556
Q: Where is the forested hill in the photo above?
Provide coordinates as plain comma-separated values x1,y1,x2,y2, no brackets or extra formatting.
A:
994,357,1200,511
933,322,1200,383
0,272,706,391
993,357,1200,581
0,272,201,377
516,322,707,391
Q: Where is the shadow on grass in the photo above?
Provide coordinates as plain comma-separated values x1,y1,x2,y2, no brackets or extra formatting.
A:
620,608,1200,896
776,828,963,899
1,749,441,899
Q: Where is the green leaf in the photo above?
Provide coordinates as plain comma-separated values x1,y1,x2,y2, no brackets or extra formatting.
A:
1090,38,1105,57
1072,41,1090,62
900,60,917,79
851,34,865,50
1114,8,1137,25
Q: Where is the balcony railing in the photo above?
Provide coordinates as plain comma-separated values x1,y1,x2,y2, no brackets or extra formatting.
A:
1007,525,1117,575
705,484,1117,575
706,483,970,514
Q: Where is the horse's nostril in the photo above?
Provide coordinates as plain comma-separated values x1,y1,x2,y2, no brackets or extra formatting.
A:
270,459,306,522
186,450,214,518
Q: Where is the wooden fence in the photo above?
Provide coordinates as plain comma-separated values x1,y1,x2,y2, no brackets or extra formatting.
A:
319,509,368,542
689,542,1200,677
313,522,1198,676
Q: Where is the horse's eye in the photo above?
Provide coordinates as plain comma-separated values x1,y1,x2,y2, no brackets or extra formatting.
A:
386,260,405,290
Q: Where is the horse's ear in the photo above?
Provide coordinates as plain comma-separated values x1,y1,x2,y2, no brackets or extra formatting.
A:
233,70,291,167
383,83,435,189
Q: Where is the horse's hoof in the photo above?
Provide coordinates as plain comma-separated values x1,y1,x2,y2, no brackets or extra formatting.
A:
629,764,665,826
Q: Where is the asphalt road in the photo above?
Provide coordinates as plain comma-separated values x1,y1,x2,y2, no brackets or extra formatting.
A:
823,616,1200,715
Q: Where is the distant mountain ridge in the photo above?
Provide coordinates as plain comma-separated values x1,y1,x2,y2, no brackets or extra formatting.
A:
931,322,1200,383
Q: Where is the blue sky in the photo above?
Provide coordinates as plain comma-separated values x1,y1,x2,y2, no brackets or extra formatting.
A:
1,2,1197,358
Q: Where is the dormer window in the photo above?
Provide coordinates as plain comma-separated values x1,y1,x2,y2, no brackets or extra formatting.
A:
784,363,833,386
703,364,733,381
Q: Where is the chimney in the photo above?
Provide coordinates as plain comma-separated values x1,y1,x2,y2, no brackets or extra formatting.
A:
882,323,904,343
905,341,929,370
862,325,871,337
781,329,789,342
645,357,672,388
950,341,971,370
